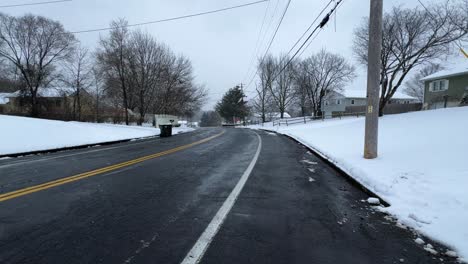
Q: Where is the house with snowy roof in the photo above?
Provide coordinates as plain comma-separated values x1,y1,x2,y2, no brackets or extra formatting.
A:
322,90,419,117
420,64,468,110
1,87,94,118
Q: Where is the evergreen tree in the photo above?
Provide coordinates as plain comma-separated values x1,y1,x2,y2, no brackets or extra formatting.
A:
215,86,249,123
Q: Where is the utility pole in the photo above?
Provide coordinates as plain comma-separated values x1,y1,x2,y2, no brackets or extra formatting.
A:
364,0,383,159
239,83,246,126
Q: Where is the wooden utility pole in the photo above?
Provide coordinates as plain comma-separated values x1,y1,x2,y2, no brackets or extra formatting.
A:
364,0,383,159
240,83,246,126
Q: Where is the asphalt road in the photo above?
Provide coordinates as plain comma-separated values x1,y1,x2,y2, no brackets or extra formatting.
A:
0,128,454,263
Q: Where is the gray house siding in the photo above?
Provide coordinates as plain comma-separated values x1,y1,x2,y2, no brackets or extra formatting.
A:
423,74,468,110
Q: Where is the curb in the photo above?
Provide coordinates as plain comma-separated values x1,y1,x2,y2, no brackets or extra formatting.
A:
260,128,390,207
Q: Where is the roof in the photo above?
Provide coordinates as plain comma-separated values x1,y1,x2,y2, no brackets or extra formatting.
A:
340,90,416,100
0,92,14,104
420,64,468,81
10,87,76,98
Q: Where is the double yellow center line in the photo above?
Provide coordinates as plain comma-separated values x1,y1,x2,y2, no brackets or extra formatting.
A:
0,131,225,202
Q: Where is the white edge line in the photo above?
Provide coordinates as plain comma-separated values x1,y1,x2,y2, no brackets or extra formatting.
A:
180,132,262,264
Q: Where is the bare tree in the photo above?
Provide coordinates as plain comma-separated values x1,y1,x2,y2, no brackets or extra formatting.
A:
61,46,92,120
297,50,355,116
254,55,275,122
91,66,106,122
294,60,313,116
98,21,206,123
269,55,296,119
0,13,76,117
354,1,467,116
154,54,205,117
97,18,134,125
403,63,444,102
127,31,166,125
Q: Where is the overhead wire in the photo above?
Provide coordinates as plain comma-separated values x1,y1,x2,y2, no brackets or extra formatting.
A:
68,0,269,34
242,0,281,84
241,0,273,84
416,0,465,51
272,0,343,83
0,0,71,8
248,0,344,101
244,0,292,90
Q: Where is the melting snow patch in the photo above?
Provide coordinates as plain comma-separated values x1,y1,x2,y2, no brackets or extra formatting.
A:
424,244,438,255
337,217,348,225
445,250,458,258
415,238,425,245
367,197,380,205
308,168,316,173
267,132,277,136
308,177,315,182
301,159,318,165
396,222,407,230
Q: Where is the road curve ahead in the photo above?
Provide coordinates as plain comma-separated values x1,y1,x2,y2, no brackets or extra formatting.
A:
0,128,452,264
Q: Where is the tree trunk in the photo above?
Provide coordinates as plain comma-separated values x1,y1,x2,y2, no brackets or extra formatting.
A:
122,90,129,125
138,115,144,126
95,93,100,123
77,90,81,121
378,97,385,117
30,93,39,118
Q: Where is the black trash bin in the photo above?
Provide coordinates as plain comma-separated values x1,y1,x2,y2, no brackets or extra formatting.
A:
159,125,173,137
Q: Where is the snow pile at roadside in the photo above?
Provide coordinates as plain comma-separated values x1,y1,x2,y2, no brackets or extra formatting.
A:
250,107,468,260
0,115,194,156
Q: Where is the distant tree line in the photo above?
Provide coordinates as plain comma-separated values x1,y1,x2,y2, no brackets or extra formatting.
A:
244,49,355,123
200,111,222,127
0,14,206,124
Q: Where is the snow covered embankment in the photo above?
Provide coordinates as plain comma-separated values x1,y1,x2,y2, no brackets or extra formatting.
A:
250,107,468,261
0,115,194,156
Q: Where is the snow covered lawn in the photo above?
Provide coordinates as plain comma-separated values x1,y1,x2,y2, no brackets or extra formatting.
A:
250,107,468,260
0,115,194,156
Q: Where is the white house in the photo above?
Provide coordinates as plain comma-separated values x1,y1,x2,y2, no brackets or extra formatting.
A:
322,90,418,117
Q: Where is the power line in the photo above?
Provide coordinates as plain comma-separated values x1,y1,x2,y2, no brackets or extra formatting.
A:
416,0,464,50
257,0,281,58
241,0,272,83
249,0,344,103
273,0,343,82
284,0,333,58
244,0,335,92
0,0,71,8
69,0,269,34
242,0,280,84
297,0,343,58
244,0,292,90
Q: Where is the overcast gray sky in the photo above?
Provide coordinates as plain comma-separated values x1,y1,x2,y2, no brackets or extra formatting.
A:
1,0,446,110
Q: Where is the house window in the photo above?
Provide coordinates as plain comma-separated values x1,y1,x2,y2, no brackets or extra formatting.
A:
336,99,341,105
429,80,449,92
351,99,355,105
